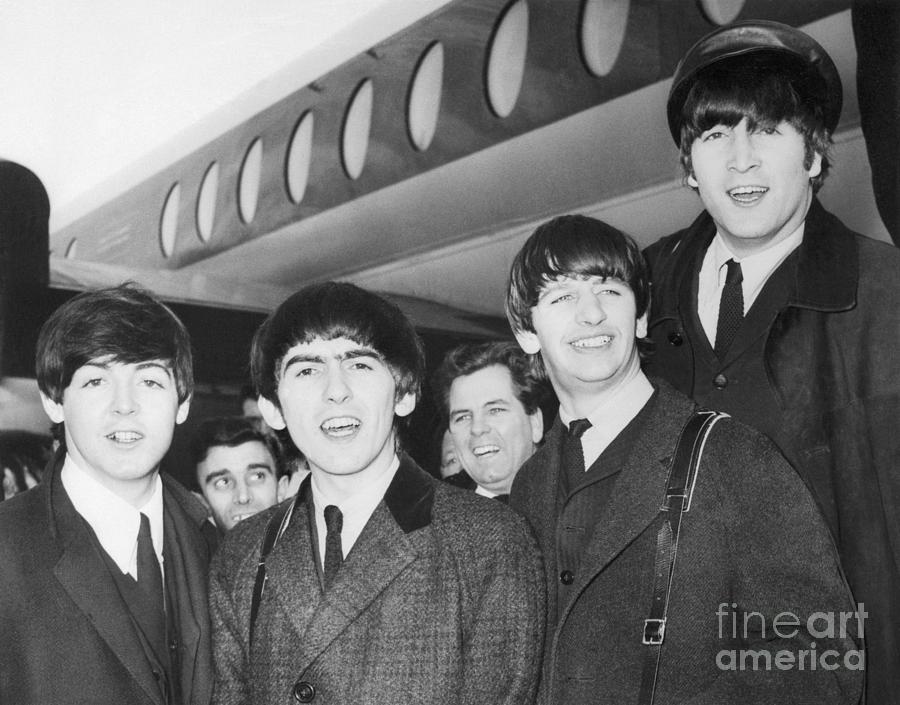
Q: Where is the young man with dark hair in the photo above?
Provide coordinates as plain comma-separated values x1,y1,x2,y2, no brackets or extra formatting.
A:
0,283,215,705
507,214,861,704
433,340,546,500
209,281,543,705
645,21,900,701
191,416,289,533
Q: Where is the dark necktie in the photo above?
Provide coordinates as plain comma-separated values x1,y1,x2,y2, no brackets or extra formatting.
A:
563,418,592,474
714,258,744,359
323,505,343,588
137,512,164,613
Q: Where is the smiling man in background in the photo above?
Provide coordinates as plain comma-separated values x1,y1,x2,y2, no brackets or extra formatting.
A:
433,341,545,502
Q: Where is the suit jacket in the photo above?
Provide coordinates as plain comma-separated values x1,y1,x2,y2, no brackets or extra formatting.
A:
645,200,900,703
210,454,545,705
510,381,863,705
0,451,216,705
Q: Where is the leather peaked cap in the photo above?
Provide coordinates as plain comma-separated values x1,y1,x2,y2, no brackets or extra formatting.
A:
666,20,842,146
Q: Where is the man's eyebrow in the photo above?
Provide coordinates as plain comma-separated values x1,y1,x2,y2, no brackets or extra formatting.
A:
135,361,174,376
247,462,274,474
339,347,382,361
282,347,382,372
202,468,231,485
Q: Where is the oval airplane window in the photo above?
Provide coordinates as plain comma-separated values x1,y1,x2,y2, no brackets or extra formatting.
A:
238,138,263,224
698,0,745,25
581,0,630,77
407,41,444,151
486,0,529,118
196,161,219,242
342,79,374,180
286,111,314,204
159,182,180,258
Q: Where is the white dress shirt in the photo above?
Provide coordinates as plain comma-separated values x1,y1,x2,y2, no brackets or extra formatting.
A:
61,454,164,580
559,369,655,471
310,454,400,569
697,227,804,346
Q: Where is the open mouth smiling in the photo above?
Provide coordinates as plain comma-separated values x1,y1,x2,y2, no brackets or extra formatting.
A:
472,444,500,458
321,416,361,438
728,185,768,204
571,334,612,349
107,431,143,444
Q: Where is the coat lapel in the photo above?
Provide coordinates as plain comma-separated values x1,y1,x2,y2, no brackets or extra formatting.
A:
267,456,430,673
49,469,164,705
299,501,418,663
162,478,213,705
557,385,695,626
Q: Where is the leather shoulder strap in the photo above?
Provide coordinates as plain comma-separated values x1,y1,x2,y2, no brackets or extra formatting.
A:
638,409,728,705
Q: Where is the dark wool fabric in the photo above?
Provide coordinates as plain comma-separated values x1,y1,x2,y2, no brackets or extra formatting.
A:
646,199,900,704
511,380,862,705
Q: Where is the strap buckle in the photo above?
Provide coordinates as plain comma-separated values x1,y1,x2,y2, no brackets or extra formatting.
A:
642,618,666,645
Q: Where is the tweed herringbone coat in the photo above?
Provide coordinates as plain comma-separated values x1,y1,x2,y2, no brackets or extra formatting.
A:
511,381,863,705
209,455,545,705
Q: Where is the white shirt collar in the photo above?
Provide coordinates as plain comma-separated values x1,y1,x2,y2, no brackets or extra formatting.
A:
559,369,654,470
310,454,400,568
474,484,499,499
61,454,164,579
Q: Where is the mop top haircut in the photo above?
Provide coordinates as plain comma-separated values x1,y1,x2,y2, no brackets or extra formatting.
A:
677,52,833,193
35,282,193,405
250,281,425,408
432,340,546,421
505,214,650,336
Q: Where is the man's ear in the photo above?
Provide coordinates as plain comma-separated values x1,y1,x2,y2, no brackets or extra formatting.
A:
394,392,416,418
807,151,823,179
257,396,287,431
636,311,649,340
276,475,291,502
39,391,65,424
528,409,544,444
514,329,541,355
176,396,191,425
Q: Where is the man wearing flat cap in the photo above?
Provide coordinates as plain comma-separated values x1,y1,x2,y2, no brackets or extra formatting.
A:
645,21,900,703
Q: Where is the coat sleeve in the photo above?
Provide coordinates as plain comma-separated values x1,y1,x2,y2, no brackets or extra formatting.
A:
687,421,865,705
208,548,253,705
458,511,546,705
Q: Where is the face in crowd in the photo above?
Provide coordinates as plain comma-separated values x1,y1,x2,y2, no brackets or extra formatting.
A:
197,438,287,531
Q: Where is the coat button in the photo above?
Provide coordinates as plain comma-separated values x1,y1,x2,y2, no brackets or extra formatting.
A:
293,681,316,703
667,331,684,346
560,570,574,585
713,373,728,389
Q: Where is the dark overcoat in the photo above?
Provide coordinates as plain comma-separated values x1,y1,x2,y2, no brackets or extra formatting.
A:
0,452,216,705
645,200,900,702
209,454,545,705
511,381,863,705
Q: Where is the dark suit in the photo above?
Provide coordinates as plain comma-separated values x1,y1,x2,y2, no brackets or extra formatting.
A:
210,454,545,705
0,452,216,705
511,381,862,705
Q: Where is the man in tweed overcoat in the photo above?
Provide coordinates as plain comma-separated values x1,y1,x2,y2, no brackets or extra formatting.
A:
209,282,545,705
506,215,863,704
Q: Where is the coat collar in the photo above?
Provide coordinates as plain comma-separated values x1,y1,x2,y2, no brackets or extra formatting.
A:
654,199,858,318
266,454,435,673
